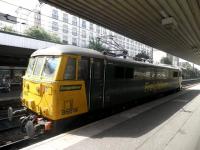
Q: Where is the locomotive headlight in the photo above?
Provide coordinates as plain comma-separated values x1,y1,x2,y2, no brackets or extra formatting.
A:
26,83,29,90
41,85,45,94
36,85,46,95
42,107,49,115
36,86,40,94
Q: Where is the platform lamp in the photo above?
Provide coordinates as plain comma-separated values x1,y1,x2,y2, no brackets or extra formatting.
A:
160,11,178,30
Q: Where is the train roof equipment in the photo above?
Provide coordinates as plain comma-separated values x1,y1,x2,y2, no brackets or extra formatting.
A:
32,45,180,71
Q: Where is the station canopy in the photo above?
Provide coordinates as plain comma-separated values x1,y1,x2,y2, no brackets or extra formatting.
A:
41,0,200,65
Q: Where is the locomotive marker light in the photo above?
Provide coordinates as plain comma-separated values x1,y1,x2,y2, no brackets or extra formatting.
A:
8,107,13,121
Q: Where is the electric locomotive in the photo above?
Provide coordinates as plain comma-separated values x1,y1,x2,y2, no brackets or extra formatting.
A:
8,45,182,137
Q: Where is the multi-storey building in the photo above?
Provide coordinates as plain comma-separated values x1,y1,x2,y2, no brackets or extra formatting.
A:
167,54,179,66
0,1,153,59
29,4,153,59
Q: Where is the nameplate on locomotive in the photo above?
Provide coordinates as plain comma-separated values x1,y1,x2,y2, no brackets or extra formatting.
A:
60,85,82,91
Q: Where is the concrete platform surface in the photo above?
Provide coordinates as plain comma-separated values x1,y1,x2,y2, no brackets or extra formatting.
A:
22,84,200,150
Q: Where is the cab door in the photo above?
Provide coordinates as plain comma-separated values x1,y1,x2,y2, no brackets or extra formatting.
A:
90,58,105,110
58,56,88,119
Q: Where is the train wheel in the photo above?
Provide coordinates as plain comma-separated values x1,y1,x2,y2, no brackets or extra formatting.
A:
25,120,35,138
20,116,28,133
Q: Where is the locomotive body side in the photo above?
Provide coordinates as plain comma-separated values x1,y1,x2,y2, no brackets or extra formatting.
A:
8,45,182,137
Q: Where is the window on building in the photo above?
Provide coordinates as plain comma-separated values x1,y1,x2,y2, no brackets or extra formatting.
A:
52,21,59,31
63,13,68,23
72,16,77,26
34,11,41,26
96,26,100,33
126,45,129,50
82,30,86,38
82,20,86,29
109,30,112,36
103,28,106,34
122,42,125,47
90,23,93,30
130,45,133,50
52,9,58,20
89,32,93,39
63,35,68,44
72,37,77,46
63,24,68,33
72,27,77,36
81,40,86,47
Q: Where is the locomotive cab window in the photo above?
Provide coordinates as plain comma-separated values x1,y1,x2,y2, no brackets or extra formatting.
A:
26,57,35,75
42,56,59,79
93,60,103,80
114,66,125,79
33,57,45,76
134,67,145,80
78,58,89,80
173,71,178,77
125,68,134,79
64,57,76,80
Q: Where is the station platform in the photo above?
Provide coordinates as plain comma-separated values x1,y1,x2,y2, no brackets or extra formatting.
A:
23,84,200,150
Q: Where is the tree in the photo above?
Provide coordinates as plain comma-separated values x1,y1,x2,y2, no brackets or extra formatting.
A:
24,26,61,43
160,57,172,65
88,37,105,52
135,51,150,61
1,26,16,33
50,33,61,43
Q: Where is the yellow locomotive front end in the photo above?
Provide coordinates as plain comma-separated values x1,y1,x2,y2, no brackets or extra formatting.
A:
22,56,59,120
8,47,88,137
22,55,88,120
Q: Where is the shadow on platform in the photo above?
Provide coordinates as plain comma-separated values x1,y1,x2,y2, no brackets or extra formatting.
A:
73,89,200,139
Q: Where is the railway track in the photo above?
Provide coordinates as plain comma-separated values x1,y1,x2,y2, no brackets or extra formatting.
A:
0,115,29,150
0,116,21,132
0,137,30,150
0,114,25,149
0,98,21,110
0,132,53,150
